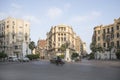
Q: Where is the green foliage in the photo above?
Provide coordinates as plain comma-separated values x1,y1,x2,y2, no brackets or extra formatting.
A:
60,44,66,52
26,54,39,60
88,52,95,60
90,42,97,52
71,53,79,60
59,54,65,59
0,51,7,59
90,42,104,53
60,42,70,52
116,50,120,59
29,41,36,52
107,46,113,51
96,47,103,52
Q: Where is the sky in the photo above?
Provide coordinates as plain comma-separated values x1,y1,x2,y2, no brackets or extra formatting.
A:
0,0,120,53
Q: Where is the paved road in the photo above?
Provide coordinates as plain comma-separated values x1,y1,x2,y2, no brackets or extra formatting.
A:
0,60,120,80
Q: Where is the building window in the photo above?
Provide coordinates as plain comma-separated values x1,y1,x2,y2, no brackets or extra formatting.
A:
64,34,66,36
58,48,60,51
58,33,60,36
111,27,114,32
13,21,15,25
2,27,3,30
15,46,18,49
103,43,106,47
111,34,114,39
98,36,100,41
61,27,63,31
64,37,66,41
58,37,60,41
12,34,14,39
98,30,100,34
107,28,110,33
117,33,119,38
117,41,119,48
103,29,106,33
61,33,63,36
103,34,105,40
116,26,119,30
7,25,9,28
61,37,63,41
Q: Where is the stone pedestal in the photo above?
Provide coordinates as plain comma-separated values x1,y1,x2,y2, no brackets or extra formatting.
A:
65,48,71,62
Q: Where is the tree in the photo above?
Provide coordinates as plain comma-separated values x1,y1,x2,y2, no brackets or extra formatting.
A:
71,53,79,60
90,42,97,53
59,54,65,59
116,50,120,59
60,44,67,52
90,42,97,59
88,52,95,60
97,47,103,52
0,51,7,61
26,54,39,60
60,42,70,52
29,41,36,54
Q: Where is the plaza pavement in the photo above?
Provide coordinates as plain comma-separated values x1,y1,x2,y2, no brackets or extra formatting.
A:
0,59,120,80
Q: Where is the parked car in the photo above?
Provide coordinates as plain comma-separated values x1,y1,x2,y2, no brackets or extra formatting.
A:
23,57,29,62
8,56,18,62
19,57,30,62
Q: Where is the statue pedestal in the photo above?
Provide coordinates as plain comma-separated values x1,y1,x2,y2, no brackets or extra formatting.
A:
65,48,71,62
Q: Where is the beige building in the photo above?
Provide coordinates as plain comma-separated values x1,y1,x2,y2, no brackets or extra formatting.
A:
81,42,87,56
93,18,120,49
46,24,83,57
92,17,120,59
0,17,31,58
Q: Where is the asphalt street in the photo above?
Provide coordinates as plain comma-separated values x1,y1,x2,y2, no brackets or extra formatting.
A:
0,60,120,80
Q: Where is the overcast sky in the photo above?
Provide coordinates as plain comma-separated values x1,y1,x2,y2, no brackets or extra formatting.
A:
0,0,120,53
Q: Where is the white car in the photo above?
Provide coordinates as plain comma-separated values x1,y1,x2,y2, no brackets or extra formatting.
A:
19,57,29,62
8,57,18,62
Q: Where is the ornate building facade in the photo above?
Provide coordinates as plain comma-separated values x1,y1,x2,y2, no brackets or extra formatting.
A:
0,17,31,58
92,17,120,59
46,24,84,58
